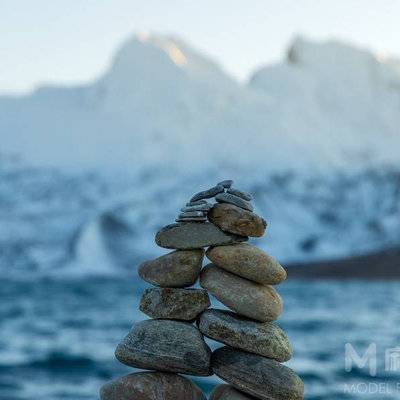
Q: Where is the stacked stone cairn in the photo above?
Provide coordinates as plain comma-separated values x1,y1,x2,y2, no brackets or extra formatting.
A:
100,180,304,400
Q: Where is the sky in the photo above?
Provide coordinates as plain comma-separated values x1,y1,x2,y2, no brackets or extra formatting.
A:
1,0,399,94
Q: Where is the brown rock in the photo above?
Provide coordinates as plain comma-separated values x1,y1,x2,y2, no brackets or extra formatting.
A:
100,372,206,400
210,385,257,400
138,249,204,288
212,347,304,400
206,244,286,285
200,264,283,322
208,203,266,237
140,288,210,320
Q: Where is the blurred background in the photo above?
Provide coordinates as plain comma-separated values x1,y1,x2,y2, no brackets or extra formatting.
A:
1,1,400,399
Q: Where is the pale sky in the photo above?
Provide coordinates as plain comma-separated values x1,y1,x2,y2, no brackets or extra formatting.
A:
1,0,399,94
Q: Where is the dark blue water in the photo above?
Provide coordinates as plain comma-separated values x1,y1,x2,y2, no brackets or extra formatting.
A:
1,278,400,400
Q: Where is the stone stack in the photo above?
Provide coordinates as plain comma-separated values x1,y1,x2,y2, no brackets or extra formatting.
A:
100,180,304,400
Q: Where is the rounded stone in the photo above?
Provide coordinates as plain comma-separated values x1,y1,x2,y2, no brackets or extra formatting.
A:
138,249,204,288
210,385,257,400
155,223,247,250
206,244,287,285
115,319,212,376
212,347,304,400
200,264,283,322
140,288,210,320
100,371,206,400
208,204,267,238
198,309,292,362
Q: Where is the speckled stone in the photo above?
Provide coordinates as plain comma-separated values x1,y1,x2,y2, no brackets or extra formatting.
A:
227,188,252,201
155,223,247,250
217,180,234,188
186,200,208,206
210,385,257,400
212,347,304,400
198,309,292,362
100,372,206,400
190,185,224,202
208,203,266,237
206,244,286,285
140,288,210,320
138,249,204,288
200,264,283,322
215,193,253,212
181,203,212,212
178,211,207,218
115,319,212,376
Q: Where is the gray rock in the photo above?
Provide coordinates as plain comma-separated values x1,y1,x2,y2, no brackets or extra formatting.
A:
208,203,266,237
155,223,247,250
190,185,224,202
217,180,234,188
138,249,204,288
198,309,292,362
178,211,207,218
140,288,210,320
210,385,257,400
206,244,287,285
186,200,208,206
200,264,283,322
115,319,212,376
227,188,252,201
212,347,304,400
215,193,253,212
100,371,206,400
176,217,207,223
181,203,212,212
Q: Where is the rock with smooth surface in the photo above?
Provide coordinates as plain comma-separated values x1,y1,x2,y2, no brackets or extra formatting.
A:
208,204,267,238
206,244,286,285
155,223,247,250
178,211,207,218
215,193,253,212
100,372,206,400
115,320,212,376
210,385,257,400
200,264,283,322
198,309,292,362
217,180,234,188
190,185,224,202
138,250,204,288
140,288,210,320
227,188,252,201
176,217,207,223
212,347,304,400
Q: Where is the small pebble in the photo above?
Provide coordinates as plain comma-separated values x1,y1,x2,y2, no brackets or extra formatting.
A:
227,188,252,201
215,193,253,212
217,180,234,188
190,185,224,202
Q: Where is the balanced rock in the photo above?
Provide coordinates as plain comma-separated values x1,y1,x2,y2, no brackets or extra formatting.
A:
186,200,208,206
198,309,292,362
227,188,252,201
206,244,286,285
210,385,257,400
140,288,210,320
115,319,211,376
100,372,206,400
155,223,247,250
181,203,212,212
215,193,253,212
217,180,234,188
208,203,266,237
212,347,304,400
138,249,204,288
200,264,283,322
190,185,224,202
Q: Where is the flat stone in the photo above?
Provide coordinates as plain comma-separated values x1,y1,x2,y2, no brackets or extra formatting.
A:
217,180,234,188
200,264,283,322
215,193,253,212
176,217,207,223
208,203,266,237
206,244,286,285
212,347,304,400
210,385,257,400
178,211,207,218
198,309,292,362
140,288,210,320
227,188,252,201
155,223,247,250
100,372,206,400
186,200,208,206
190,185,224,202
138,249,204,288
181,204,212,212
115,319,212,376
